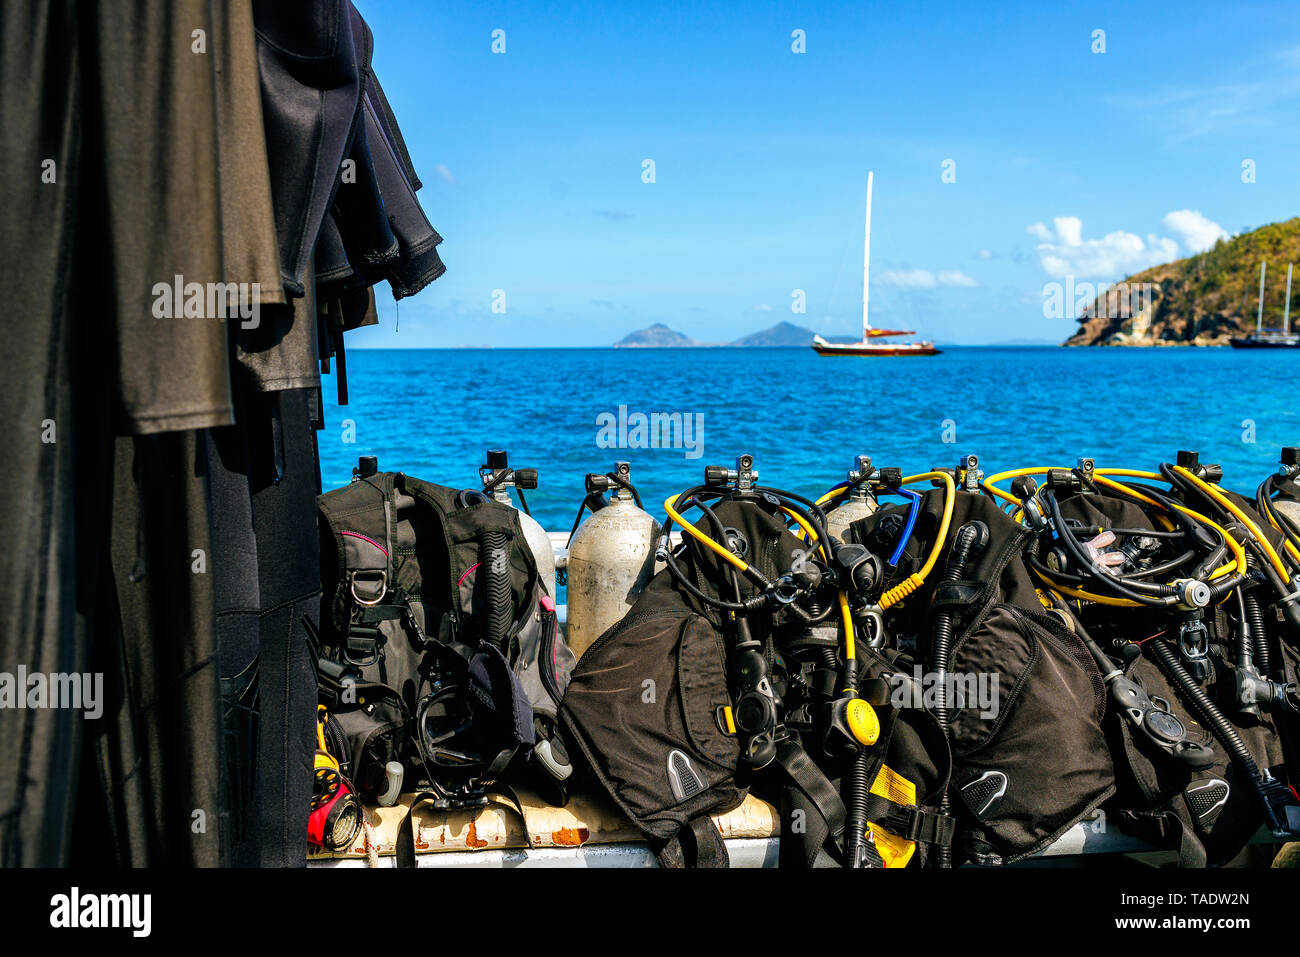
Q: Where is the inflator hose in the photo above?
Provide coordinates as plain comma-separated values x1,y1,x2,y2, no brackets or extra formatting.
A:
929,521,989,868
480,529,513,648
1242,577,1272,676
843,749,874,867
1235,587,1255,674
1147,635,1278,829
932,523,988,728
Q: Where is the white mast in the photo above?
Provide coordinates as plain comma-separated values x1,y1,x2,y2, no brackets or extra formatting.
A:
1285,263,1293,337
1257,261,1267,334
862,171,873,338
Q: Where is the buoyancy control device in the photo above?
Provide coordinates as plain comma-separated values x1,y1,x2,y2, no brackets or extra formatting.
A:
559,454,954,867
314,456,578,833
563,461,662,659
981,451,1300,865
834,458,1118,865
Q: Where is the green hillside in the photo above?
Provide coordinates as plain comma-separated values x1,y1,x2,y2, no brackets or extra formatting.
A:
1066,217,1300,345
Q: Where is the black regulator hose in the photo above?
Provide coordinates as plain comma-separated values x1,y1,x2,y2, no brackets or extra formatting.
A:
608,471,644,509
564,492,608,548
1235,586,1256,674
660,487,773,614
1147,634,1280,829
479,529,513,648
1162,464,1291,613
930,520,990,868
1099,478,1244,591
844,749,874,867
660,485,836,619
933,522,991,727
1045,491,1180,606
761,485,831,530
760,485,836,562
1242,568,1272,676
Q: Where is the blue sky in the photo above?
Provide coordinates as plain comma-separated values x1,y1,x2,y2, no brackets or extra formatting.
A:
350,0,1300,347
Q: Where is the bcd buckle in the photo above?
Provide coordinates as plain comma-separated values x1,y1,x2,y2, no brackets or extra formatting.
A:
344,625,382,666
885,805,956,846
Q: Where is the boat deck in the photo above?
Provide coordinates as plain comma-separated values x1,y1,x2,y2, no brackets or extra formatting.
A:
306,786,1278,867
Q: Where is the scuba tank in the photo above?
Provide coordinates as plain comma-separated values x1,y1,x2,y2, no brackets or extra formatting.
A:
1265,447,1300,531
477,449,558,600
824,455,878,542
564,462,662,659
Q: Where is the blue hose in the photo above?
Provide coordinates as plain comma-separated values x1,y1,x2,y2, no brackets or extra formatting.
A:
886,487,922,567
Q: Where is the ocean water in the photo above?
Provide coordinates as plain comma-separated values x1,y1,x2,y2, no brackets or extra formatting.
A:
319,346,1300,531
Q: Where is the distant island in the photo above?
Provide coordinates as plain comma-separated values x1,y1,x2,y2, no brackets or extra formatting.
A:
614,320,819,348
613,323,702,347
1066,217,1300,346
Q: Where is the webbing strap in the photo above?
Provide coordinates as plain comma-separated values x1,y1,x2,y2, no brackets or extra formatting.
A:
654,815,730,868
396,791,442,869
1117,808,1208,867
774,737,846,868
930,579,983,610
354,603,408,624
480,744,527,785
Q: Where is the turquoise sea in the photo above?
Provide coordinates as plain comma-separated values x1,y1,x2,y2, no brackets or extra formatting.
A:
319,346,1300,531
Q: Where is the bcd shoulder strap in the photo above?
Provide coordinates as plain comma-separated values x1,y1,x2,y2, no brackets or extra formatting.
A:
651,815,730,868
775,736,846,868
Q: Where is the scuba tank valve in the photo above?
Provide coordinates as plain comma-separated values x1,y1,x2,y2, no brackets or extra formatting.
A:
478,449,557,600
825,455,879,543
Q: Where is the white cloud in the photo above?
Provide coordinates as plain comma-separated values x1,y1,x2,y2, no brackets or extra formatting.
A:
434,164,456,185
754,303,773,312
937,270,979,288
879,269,979,289
1026,217,1178,279
880,269,937,288
1054,216,1083,247
977,249,993,260
1162,209,1228,253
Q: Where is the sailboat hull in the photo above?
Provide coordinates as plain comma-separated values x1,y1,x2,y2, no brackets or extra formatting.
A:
811,341,941,356
1228,336,1300,349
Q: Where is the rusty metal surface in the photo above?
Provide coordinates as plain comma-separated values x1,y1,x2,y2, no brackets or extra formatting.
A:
308,792,1285,866
306,789,780,863
312,838,780,868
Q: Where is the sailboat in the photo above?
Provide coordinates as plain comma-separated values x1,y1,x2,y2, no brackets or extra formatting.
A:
1230,261,1299,348
812,171,940,357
